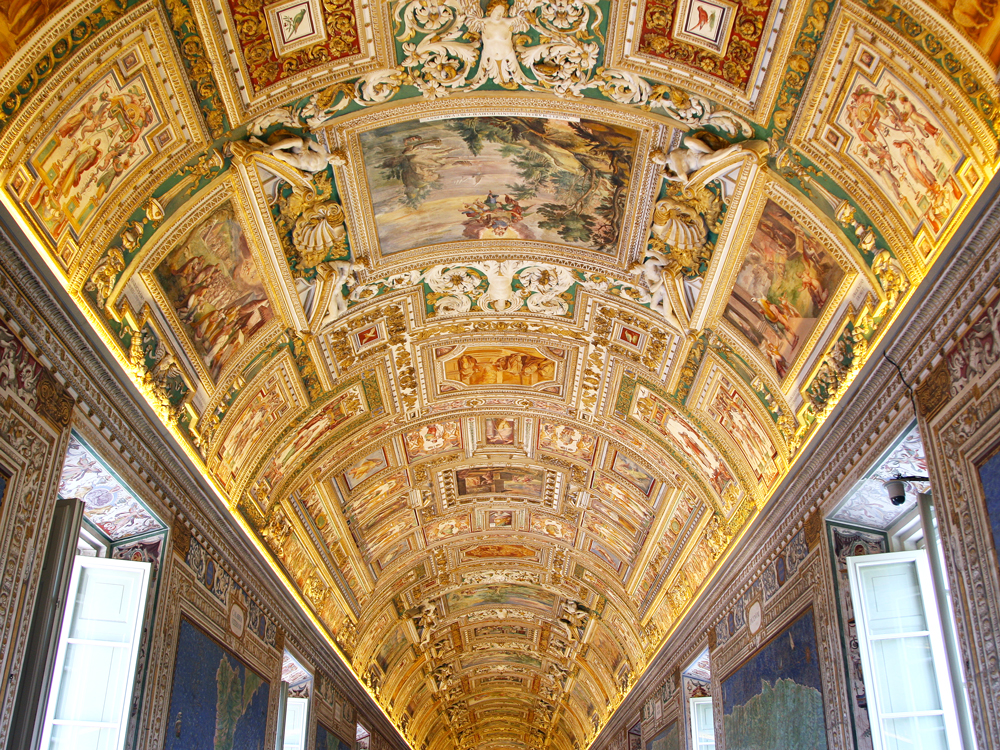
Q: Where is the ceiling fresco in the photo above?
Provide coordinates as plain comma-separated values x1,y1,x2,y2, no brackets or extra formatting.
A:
1,1,999,750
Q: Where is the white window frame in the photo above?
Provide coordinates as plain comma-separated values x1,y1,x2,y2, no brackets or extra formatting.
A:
847,549,961,750
689,696,715,750
38,555,150,750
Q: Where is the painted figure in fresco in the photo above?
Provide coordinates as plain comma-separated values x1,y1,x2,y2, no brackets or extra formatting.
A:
486,418,515,445
30,79,157,239
155,205,274,382
558,599,590,641
839,74,963,235
460,192,530,238
752,297,799,346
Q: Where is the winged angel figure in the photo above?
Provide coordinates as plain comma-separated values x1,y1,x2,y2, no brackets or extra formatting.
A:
397,0,598,96
466,1,531,89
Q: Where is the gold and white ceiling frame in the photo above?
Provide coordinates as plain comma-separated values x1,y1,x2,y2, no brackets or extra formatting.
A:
323,94,674,275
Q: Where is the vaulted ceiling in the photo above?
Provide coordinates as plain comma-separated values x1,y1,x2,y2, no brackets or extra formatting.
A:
1,1,998,749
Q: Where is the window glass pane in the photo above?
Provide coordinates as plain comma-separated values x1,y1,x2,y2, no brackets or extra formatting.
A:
882,715,948,750
691,699,715,750
53,644,127,723
49,724,115,750
283,697,308,750
859,562,927,635
70,567,143,643
871,636,942,714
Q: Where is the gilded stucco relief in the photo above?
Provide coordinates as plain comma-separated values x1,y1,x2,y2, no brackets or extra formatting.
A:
1,1,999,750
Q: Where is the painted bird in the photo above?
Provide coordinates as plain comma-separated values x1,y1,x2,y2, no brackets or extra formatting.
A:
284,8,307,35
692,6,716,31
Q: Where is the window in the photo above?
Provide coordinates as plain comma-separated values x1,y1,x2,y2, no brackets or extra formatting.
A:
356,722,370,750
689,697,715,750
38,556,150,750
847,550,962,750
279,650,312,750
282,697,309,750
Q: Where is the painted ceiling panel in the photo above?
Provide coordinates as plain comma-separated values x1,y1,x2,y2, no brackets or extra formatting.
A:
3,1,999,749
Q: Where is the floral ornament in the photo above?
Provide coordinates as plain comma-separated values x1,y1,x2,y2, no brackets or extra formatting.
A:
247,1,751,139
517,264,575,314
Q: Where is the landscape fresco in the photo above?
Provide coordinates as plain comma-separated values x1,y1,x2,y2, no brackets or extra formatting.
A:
721,608,827,750
164,617,269,750
446,583,555,612
723,200,844,379
28,71,160,240
315,723,353,750
977,445,1000,575
645,720,679,750
836,69,964,237
359,116,637,255
154,203,273,383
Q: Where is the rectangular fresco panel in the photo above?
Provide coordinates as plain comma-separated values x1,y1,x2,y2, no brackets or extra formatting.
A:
631,386,736,495
977,444,1000,575
723,200,845,380
440,346,557,387
721,608,827,750
359,116,637,255
484,417,517,446
403,421,461,460
346,471,409,519
587,537,627,574
611,452,655,495
708,377,779,486
446,583,555,612
262,394,353,490
538,421,597,462
645,720,679,750
343,447,389,490
456,467,545,497
27,70,162,241
154,202,273,383
164,616,270,750
836,69,964,237
488,510,514,528
214,375,290,488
